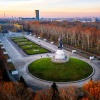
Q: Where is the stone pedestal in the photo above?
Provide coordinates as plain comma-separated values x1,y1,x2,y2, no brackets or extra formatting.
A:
55,50,66,60
51,50,69,63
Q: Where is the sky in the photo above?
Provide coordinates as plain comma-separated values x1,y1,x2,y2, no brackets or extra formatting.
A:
0,0,100,18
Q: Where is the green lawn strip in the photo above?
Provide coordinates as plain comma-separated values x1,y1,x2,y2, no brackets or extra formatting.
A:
24,48,49,55
12,39,28,42
28,58,93,82
20,44,40,50
11,37,25,40
11,36,50,55
17,41,33,46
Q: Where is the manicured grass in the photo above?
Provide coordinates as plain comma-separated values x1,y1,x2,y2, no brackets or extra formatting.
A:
11,36,49,55
28,58,93,82
12,39,28,42
24,48,49,55
17,41,33,46
20,44,40,50
11,37,25,40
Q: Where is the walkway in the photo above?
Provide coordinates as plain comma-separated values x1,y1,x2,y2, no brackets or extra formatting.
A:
0,33,100,91
0,33,23,61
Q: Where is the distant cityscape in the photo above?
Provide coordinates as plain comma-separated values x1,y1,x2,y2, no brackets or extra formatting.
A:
0,10,100,22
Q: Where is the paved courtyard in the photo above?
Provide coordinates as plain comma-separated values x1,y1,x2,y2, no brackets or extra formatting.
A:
0,32,100,91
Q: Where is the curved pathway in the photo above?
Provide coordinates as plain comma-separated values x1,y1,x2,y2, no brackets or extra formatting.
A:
0,33,100,91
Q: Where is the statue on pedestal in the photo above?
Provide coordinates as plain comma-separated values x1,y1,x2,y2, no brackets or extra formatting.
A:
51,35,69,63
58,36,63,50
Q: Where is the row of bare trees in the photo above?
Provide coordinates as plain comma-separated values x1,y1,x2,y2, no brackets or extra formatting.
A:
29,23,100,55
8,20,100,54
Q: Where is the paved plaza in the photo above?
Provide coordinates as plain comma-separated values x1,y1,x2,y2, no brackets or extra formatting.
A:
0,32,100,91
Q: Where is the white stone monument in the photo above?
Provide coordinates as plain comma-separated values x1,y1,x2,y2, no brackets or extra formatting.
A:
51,36,69,63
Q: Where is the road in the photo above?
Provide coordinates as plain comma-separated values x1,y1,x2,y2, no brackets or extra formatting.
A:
0,32,100,91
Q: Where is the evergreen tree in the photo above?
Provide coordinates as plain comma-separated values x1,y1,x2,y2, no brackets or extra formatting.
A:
19,76,27,87
2,69,10,81
51,82,59,100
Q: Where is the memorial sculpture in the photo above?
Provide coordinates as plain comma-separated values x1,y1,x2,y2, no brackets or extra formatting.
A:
51,36,69,63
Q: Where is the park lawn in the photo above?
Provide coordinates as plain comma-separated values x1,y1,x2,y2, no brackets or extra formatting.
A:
12,38,28,42
17,41,33,46
20,44,40,50
11,36,50,55
28,58,93,82
11,37,25,40
24,48,49,55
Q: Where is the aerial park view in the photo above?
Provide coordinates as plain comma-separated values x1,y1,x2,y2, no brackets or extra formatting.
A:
0,0,100,100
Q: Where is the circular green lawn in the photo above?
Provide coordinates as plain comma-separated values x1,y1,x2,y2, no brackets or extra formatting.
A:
28,58,93,82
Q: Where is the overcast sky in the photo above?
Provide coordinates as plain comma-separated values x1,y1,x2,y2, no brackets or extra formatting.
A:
0,0,100,18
